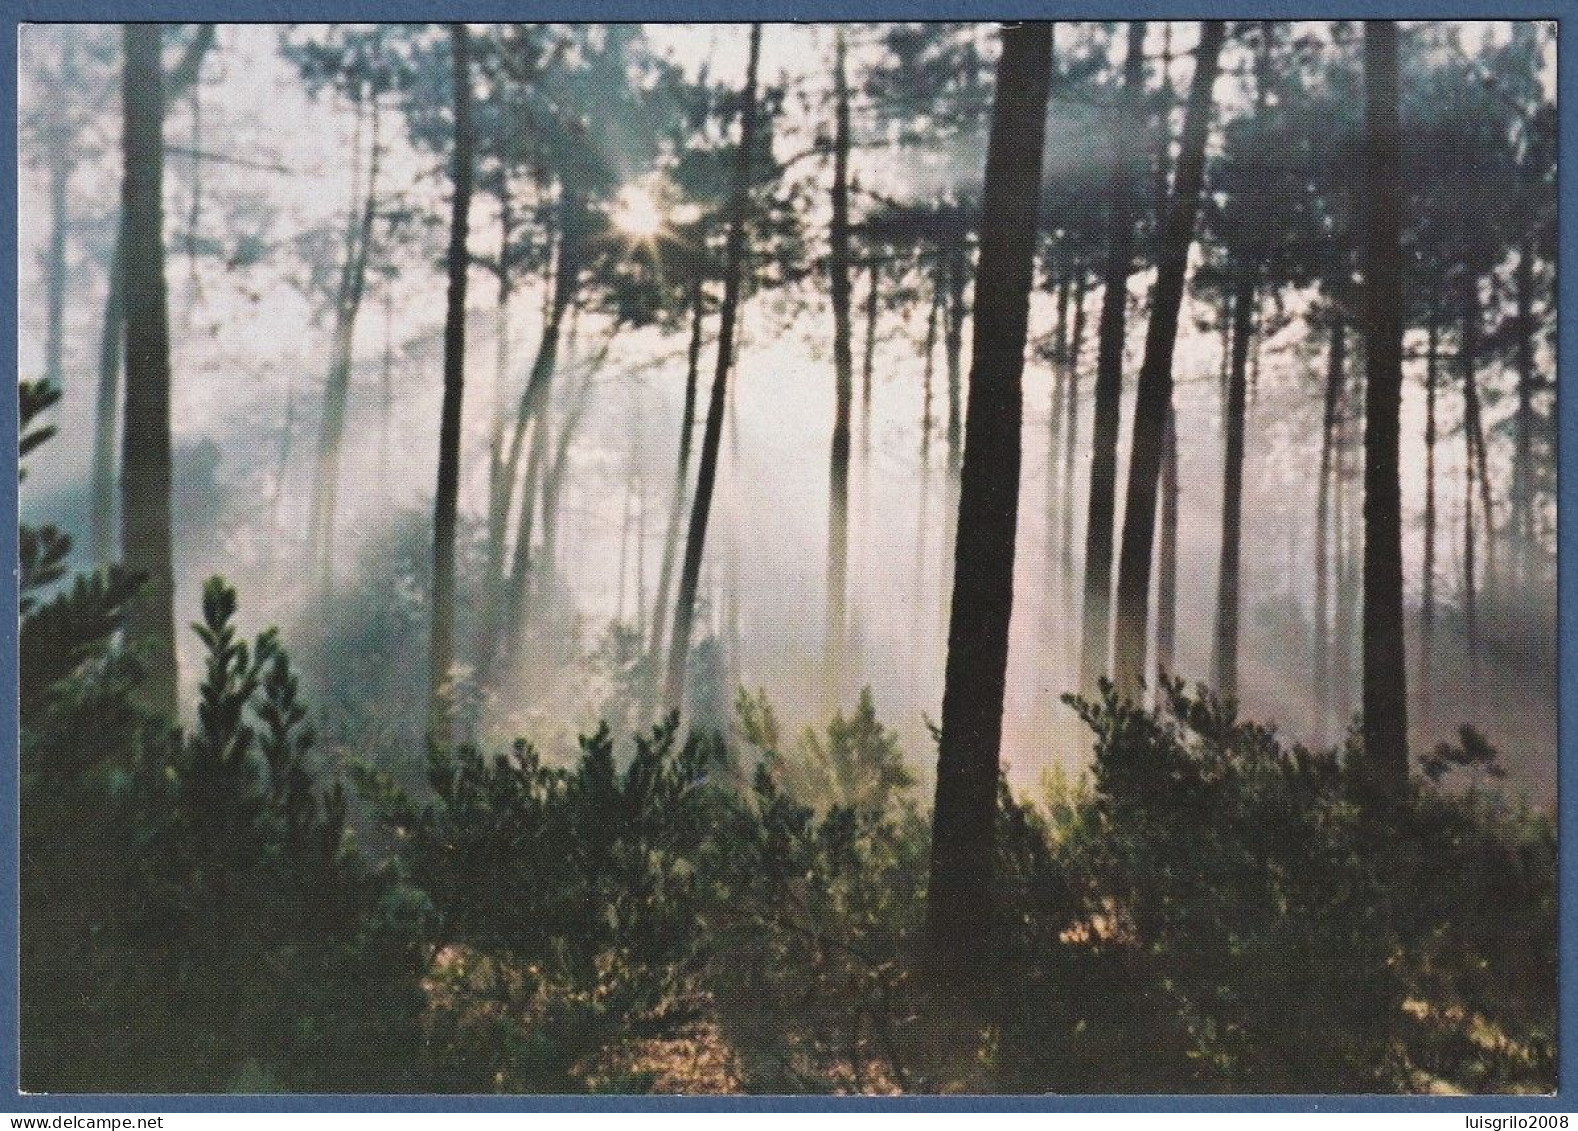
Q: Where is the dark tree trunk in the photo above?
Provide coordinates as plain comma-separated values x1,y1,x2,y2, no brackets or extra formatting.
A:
1211,273,1255,700
1512,239,1536,586
120,24,179,719
90,233,124,567
1313,314,1346,736
927,21,1053,961
475,189,516,690
860,254,880,461
1422,291,1439,640
428,24,474,744
1077,22,1147,694
1462,288,1483,665
91,28,215,575
663,25,763,712
308,90,382,586
1154,401,1179,699
1461,288,1495,600
489,191,582,676
825,28,854,704
648,276,707,664
1110,21,1225,701
914,275,941,631
944,239,967,480
1359,21,1408,792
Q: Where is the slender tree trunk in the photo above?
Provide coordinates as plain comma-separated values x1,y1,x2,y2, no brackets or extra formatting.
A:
1512,238,1536,588
1059,268,1088,637
93,26,213,577
1211,273,1254,699
1462,289,1483,665
1154,401,1178,699
500,192,580,541
1421,290,1438,693
1045,282,1068,612
825,28,855,705
428,24,474,744
914,276,940,631
309,89,382,587
1464,411,1479,664
90,233,124,566
944,239,967,480
477,190,515,664
860,254,880,460
1078,22,1147,694
663,25,763,712
1359,21,1408,792
1313,314,1346,737
120,24,179,719
927,20,1053,960
1461,287,1495,601
490,192,581,675
1332,417,1350,721
1110,21,1225,700
504,403,550,661
649,277,707,662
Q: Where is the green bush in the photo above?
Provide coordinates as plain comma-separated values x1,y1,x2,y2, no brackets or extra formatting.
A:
1057,679,1556,1093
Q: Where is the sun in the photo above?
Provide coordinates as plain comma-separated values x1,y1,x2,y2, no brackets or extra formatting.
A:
612,183,664,240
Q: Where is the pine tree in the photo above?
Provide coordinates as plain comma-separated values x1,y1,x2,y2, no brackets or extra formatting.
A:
928,20,1054,960
1111,22,1225,701
119,23,179,719
427,24,475,744
1359,20,1408,793
663,25,763,712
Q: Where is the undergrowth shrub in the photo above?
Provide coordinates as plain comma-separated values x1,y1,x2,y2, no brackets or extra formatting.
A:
1057,678,1556,1093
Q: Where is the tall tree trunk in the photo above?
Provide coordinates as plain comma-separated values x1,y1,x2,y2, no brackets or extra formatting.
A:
1512,238,1537,587
944,239,967,480
1359,21,1408,792
1154,400,1179,699
500,193,579,543
476,190,515,688
427,24,474,744
308,89,382,587
914,275,940,632
860,254,880,461
1421,290,1439,703
1211,273,1254,699
1077,22,1147,693
504,398,550,662
663,25,763,712
489,191,581,675
1313,314,1346,737
1460,286,1495,601
90,234,124,566
1110,21,1225,701
1045,276,1068,613
648,277,707,663
825,28,855,705
120,24,179,719
93,25,214,575
1059,268,1088,638
1464,410,1478,664
927,20,1053,960
1462,288,1483,666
